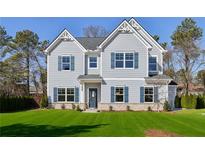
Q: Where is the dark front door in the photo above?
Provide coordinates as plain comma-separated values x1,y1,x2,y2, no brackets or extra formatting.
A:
89,88,97,108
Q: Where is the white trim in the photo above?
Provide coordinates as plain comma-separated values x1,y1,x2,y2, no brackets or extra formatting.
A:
45,29,87,53
129,18,166,53
88,56,98,69
61,55,71,71
148,55,158,73
47,54,49,99
98,20,152,49
144,86,154,103
57,87,75,103
114,86,125,103
114,52,135,69
88,87,98,108
104,78,145,80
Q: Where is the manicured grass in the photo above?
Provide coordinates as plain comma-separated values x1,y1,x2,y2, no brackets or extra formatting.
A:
0,109,205,137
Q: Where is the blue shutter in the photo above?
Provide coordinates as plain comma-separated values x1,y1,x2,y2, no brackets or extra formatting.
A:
124,86,129,103
111,86,115,102
111,52,115,69
71,56,75,71
140,87,144,103
154,87,158,103
58,56,61,71
134,52,139,69
53,87,58,102
75,87,79,102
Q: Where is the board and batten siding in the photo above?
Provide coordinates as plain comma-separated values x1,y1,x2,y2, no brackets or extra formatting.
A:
47,41,84,103
101,79,145,103
101,33,148,78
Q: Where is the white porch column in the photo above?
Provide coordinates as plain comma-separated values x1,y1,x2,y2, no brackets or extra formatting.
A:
80,82,85,103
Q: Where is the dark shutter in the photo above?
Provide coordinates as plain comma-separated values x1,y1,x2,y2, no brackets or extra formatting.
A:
53,87,58,102
124,86,129,103
134,52,139,69
154,87,158,103
111,86,115,102
75,87,79,102
71,56,75,71
111,52,115,69
58,56,61,71
140,87,144,103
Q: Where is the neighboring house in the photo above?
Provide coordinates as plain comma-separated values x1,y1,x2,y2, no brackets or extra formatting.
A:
177,83,205,95
45,18,177,111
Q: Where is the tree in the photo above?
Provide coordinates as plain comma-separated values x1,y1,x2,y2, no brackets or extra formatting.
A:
83,25,108,37
171,18,204,94
197,70,205,89
0,28,48,96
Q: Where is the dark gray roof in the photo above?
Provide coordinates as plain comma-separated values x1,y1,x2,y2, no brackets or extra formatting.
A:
145,74,172,80
78,74,103,80
76,37,105,50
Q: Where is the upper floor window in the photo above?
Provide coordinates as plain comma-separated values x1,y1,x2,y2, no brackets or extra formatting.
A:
62,56,70,70
89,57,97,69
115,53,134,68
149,56,157,72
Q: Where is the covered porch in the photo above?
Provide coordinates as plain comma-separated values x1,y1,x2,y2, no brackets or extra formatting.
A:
78,75,102,109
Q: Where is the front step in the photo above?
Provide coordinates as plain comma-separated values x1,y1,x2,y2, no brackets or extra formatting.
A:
83,108,99,113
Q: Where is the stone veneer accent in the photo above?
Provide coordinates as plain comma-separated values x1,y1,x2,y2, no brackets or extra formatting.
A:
49,103,164,111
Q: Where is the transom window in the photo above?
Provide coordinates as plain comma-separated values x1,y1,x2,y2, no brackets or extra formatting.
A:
58,88,75,102
115,87,124,102
89,57,97,68
62,56,70,70
115,53,134,68
144,87,154,102
149,57,157,72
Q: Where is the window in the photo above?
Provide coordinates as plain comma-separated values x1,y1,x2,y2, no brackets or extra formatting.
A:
115,53,124,68
62,56,70,70
149,56,157,72
115,87,124,102
58,88,65,101
115,53,134,68
125,53,134,68
67,88,75,101
89,57,97,68
144,87,154,102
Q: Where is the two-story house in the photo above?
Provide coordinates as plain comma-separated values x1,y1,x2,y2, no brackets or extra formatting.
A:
45,18,177,111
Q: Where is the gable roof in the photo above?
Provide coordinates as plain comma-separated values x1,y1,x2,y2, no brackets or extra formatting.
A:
98,20,152,49
129,18,167,53
45,29,87,53
76,37,105,50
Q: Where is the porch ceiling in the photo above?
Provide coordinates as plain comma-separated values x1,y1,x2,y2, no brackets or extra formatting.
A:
77,74,103,83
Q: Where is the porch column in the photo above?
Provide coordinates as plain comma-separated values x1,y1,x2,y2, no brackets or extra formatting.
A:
80,82,85,103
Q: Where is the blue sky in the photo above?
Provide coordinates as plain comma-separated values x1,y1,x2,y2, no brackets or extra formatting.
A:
1,17,205,48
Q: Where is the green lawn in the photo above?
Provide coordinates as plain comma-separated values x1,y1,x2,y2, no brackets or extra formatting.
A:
0,109,205,137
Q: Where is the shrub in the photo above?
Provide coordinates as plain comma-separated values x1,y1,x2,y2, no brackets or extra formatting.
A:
196,95,205,109
147,106,152,112
163,100,171,111
174,95,181,108
181,94,197,109
76,105,81,111
126,105,130,111
72,103,76,110
40,95,48,108
109,105,113,111
0,96,37,113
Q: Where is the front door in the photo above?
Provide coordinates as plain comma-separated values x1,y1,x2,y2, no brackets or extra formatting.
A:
89,88,97,108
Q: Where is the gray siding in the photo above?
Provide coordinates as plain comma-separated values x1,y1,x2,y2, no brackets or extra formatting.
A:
102,33,148,78
48,41,84,103
85,53,100,75
101,79,145,103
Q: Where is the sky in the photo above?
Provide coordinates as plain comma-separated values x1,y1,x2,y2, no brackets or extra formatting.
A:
1,17,205,48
